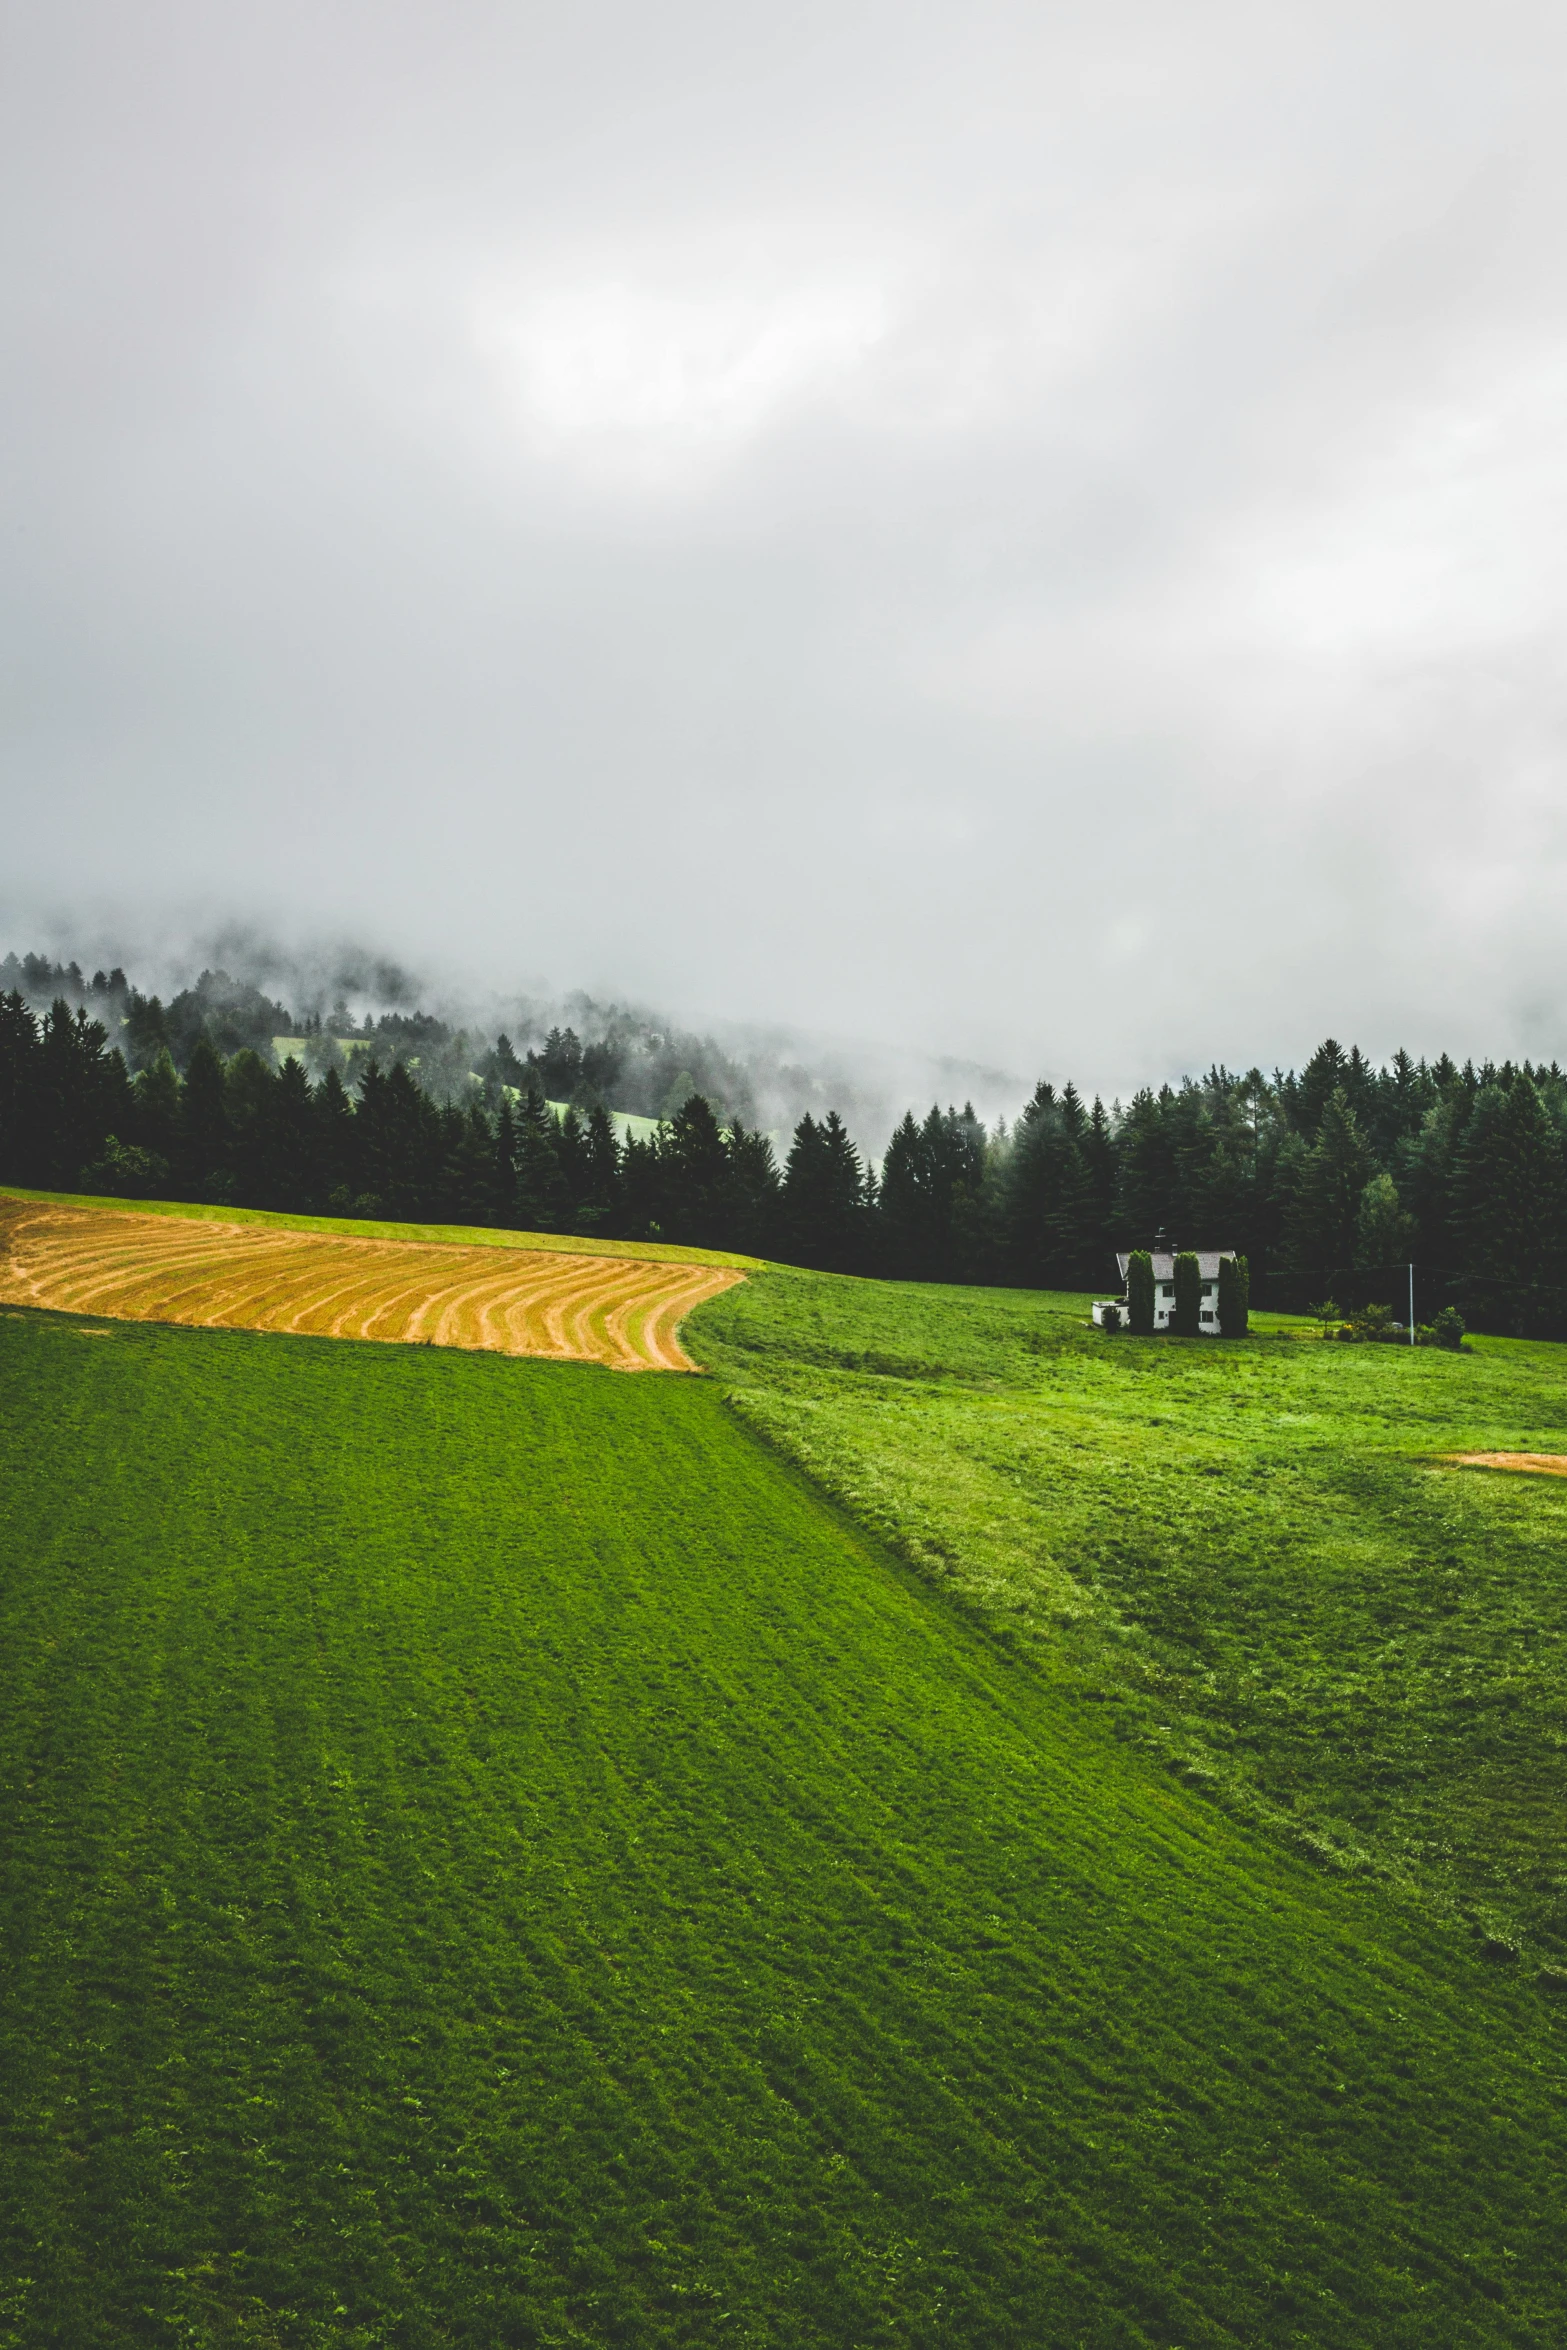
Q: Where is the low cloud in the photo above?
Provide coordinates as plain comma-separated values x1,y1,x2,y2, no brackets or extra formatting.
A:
4,0,1565,1097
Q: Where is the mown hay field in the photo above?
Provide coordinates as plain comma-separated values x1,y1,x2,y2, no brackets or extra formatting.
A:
5,1309,1567,2346
0,1197,740,1372
0,1182,759,1268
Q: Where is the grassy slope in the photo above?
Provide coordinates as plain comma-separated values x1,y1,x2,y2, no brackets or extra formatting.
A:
3,1309,1567,2346
690,1269,1567,1961
0,1185,759,1270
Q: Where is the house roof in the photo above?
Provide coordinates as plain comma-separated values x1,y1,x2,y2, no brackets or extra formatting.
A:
1116,1251,1235,1281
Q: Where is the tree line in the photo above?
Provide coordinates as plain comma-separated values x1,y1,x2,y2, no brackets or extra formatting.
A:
3,993,1567,1332
0,995,858,1265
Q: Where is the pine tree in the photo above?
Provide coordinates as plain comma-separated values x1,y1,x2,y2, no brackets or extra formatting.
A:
493,1097,519,1216
1002,1083,1096,1288
619,1133,662,1238
32,1000,129,1190
514,1086,569,1231
878,1103,986,1280
223,1050,277,1206
725,1118,781,1257
783,1112,868,1271
1296,1039,1348,1137
555,1106,592,1224
1283,1088,1374,1278
661,1094,731,1245
392,1064,445,1218
536,1026,584,1099
492,1033,527,1093
877,1110,929,1275
1365,1047,1432,1161
0,992,39,1180
819,1113,870,1270
444,1101,499,1225
1449,1075,1567,1335
580,1106,623,1234
1395,1103,1455,1272
178,1035,232,1197
122,991,170,1071
1113,1089,1174,1244
271,1056,321,1210
316,1065,356,1205
1082,1097,1118,1272
132,1050,181,1170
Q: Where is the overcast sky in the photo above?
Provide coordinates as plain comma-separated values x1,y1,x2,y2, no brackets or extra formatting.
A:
4,0,1566,1096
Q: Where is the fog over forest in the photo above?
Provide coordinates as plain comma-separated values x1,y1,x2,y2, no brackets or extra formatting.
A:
0,932,1019,1156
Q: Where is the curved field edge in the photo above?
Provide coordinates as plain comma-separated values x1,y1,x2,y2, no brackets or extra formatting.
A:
0,1183,763,1271
0,1200,742,1373
3,1312,1567,2346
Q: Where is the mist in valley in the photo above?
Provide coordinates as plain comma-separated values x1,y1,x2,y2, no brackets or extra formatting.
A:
0,927,1023,1158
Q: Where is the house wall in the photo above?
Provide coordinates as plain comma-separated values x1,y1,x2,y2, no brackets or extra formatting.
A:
1093,1282,1223,1333
1153,1280,1220,1332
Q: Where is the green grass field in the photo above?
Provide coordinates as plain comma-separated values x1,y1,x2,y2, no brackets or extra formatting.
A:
5,1303,1567,2345
690,1271,1567,1963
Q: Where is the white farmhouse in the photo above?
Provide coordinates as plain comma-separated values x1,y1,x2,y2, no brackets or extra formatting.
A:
1092,1251,1238,1334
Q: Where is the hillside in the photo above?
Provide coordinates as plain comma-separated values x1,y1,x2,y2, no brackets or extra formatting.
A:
690,1269,1567,1962
3,1300,1567,2343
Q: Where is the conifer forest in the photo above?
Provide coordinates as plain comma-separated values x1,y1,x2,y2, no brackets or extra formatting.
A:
3,951,1564,1333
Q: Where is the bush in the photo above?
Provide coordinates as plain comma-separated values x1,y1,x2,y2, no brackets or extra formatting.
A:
1100,1303,1122,1334
1126,1251,1155,1336
1348,1302,1400,1343
80,1135,171,1200
1429,1305,1467,1352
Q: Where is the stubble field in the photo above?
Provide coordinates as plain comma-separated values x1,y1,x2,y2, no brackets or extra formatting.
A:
0,1197,740,1372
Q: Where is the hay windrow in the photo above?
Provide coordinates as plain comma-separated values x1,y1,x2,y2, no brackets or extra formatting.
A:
0,1200,740,1372
1442,1451,1567,1476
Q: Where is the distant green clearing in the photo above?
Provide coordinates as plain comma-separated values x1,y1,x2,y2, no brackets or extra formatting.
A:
4,1309,1567,2344
272,1041,664,1146
547,1098,661,1147
692,1269,1567,1959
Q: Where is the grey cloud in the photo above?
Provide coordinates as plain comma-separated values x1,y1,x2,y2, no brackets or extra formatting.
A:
4,0,1567,1105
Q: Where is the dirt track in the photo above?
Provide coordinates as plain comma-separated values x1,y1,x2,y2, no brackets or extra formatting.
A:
0,1201,741,1372
1443,1453,1567,1477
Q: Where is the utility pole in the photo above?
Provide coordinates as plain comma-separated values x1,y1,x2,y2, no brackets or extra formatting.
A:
1408,1261,1415,1346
